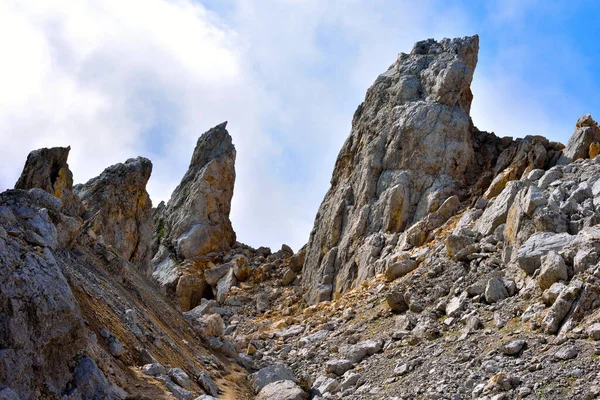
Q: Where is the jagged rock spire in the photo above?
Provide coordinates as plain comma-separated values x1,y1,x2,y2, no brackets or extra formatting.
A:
152,122,236,294
75,157,154,272
302,36,481,303
15,146,84,217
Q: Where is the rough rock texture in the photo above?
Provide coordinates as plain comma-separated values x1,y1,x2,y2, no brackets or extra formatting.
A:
255,380,307,400
302,36,564,304
558,114,600,164
75,157,154,274
152,123,236,297
1,156,252,399
155,122,235,260
9,34,600,400
0,189,112,399
15,146,85,217
302,36,481,303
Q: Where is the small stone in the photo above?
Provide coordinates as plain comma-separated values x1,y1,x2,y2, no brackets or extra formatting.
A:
588,323,600,340
198,372,220,397
500,339,526,356
281,268,297,286
169,368,191,389
108,338,126,357
346,340,382,363
339,372,361,391
386,290,409,313
446,292,467,317
394,363,409,376
312,375,338,395
485,278,508,304
142,363,167,376
555,345,578,360
538,251,568,290
325,359,354,376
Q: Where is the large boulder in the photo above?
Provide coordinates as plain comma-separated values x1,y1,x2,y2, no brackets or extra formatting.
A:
249,364,296,393
516,232,574,275
558,114,600,164
302,36,480,303
256,380,307,400
75,157,154,275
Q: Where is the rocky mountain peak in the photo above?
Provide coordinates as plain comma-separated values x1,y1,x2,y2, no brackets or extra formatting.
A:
15,146,85,217
151,122,236,298
75,156,154,273
6,34,600,400
302,35,481,303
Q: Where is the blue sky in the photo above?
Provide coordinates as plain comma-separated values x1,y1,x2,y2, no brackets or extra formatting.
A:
0,0,598,250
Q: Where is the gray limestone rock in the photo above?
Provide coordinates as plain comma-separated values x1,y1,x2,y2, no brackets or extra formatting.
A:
75,157,154,274
543,280,583,334
256,380,307,400
517,232,574,275
346,339,383,363
325,359,354,376
249,364,296,393
0,191,106,399
538,251,569,290
474,181,521,236
485,278,509,304
15,146,85,217
302,36,480,303
558,114,600,164
198,372,220,397
152,122,236,272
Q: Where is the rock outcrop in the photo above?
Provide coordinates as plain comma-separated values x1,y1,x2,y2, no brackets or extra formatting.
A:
8,34,600,400
152,122,236,296
558,114,600,164
302,36,481,303
0,189,117,399
1,153,252,398
15,146,85,217
75,157,154,274
301,35,564,304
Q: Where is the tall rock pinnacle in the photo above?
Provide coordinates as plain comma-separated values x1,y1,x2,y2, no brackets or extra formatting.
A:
302,36,480,303
152,122,236,293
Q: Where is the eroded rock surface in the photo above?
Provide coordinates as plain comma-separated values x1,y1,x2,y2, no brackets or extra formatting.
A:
75,157,154,274
152,123,236,295
302,36,481,303
15,146,85,217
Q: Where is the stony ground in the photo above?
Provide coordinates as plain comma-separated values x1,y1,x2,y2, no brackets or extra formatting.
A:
181,157,600,400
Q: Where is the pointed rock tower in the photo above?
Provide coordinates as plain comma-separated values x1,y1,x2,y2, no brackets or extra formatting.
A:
152,122,236,294
15,146,84,217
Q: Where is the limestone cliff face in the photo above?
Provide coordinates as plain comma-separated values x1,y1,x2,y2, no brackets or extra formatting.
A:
152,122,236,292
301,36,564,304
75,157,154,274
302,36,480,303
15,146,85,217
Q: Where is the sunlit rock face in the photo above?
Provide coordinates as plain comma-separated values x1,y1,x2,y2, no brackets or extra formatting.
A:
151,122,236,293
